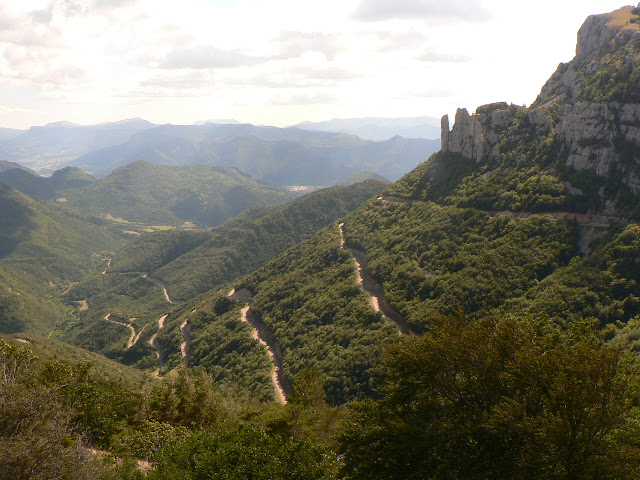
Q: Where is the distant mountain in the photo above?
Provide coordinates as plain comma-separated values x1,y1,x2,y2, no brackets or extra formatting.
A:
294,116,442,141
0,166,95,200
59,160,294,227
0,128,25,141
70,123,439,183
336,171,389,185
0,160,34,173
0,118,156,174
193,119,243,125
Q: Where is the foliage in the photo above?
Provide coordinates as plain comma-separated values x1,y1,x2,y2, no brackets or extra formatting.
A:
148,425,336,480
384,151,478,201
244,225,398,404
0,339,142,479
60,160,294,227
505,224,640,326
111,179,388,301
340,315,640,480
343,200,577,332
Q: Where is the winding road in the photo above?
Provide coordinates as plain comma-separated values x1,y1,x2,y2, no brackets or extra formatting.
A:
104,313,138,348
339,223,412,335
180,320,191,364
148,314,168,367
143,275,175,304
229,288,291,404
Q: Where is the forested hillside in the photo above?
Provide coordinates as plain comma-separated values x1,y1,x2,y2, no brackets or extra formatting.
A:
0,183,124,334
60,180,388,375
58,160,294,227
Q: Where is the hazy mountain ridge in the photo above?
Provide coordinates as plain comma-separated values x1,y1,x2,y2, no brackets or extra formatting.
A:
0,118,157,174
294,116,441,141
0,166,95,200
70,123,439,183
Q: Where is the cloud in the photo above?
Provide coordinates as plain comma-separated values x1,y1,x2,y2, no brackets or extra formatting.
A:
31,65,89,88
353,0,490,22
274,31,342,61
416,50,471,63
159,46,266,69
374,30,430,52
270,91,337,106
0,105,38,114
31,5,54,24
242,66,361,89
92,0,139,11
139,72,211,90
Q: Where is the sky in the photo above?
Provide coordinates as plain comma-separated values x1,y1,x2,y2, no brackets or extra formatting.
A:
0,0,633,129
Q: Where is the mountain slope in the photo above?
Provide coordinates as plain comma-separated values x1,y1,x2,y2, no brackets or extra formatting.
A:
60,180,388,371
59,160,293,227
133,5,640,405
112,179,389,300
0,183,124,334
0,166,95,200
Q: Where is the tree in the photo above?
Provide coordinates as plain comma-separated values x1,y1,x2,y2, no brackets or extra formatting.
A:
339,316,640,479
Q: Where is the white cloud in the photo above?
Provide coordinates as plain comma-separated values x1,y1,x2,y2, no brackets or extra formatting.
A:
274,31,342,61
159,46,267,69
416,50,471,63
270,91,337,106
352,0,491,22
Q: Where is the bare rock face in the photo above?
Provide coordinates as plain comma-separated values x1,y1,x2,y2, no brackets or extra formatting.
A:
576,13,619,58
555,102,618,176
536,5,640,107
441,108,487,162
439,6,640,195
441,115,450,152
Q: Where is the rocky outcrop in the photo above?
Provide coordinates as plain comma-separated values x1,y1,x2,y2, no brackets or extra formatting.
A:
442,5,640,194
441,105,551,165
441,109,486,162
576,6,639,58
537,5,640,107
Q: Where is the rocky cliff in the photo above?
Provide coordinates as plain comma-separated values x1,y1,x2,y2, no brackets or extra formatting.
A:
442,4,640,197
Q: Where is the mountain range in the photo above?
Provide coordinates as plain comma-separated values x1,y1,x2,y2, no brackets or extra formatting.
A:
293,116,442,141
69,123,438,183
0,118,156,174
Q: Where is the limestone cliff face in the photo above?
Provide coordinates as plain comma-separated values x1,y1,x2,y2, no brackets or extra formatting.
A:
442,5,640,193
441,104,549,164
441,109,486,162
537,5,640,106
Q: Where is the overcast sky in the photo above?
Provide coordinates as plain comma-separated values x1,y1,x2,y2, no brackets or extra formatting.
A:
0,0,632,129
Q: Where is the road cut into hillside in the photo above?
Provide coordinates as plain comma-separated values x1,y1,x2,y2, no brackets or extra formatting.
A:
143,275,175,304
149,314,168,368
104,313,137,348
229,288,291,404
339,223,412,335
